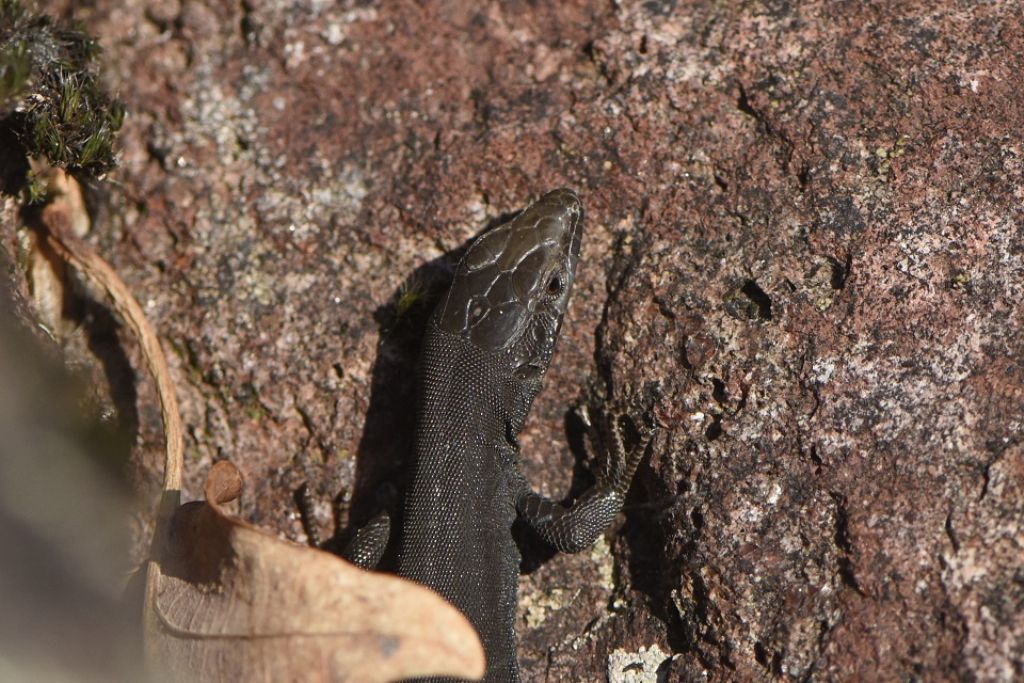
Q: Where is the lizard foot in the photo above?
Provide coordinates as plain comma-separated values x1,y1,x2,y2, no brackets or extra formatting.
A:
580,385,660,497
514,384,661,554
295,482,392,569
295,482,345,550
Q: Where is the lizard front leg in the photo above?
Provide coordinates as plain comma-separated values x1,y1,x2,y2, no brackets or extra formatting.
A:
513,400,657,553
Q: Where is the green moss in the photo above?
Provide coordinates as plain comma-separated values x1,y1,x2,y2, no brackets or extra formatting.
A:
0,0,123,184
0,39,31,101
24,166,45,202
393,279,426,319
377,274,434,336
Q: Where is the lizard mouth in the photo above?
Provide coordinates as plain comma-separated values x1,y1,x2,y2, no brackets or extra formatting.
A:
511,362,545,381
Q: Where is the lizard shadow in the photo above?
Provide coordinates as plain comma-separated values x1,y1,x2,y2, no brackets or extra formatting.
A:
620,457,696,658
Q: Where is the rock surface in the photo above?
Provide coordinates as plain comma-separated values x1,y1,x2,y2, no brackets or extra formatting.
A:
17,1,1024,680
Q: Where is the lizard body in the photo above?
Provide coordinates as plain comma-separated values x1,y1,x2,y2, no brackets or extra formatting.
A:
311,189,654,682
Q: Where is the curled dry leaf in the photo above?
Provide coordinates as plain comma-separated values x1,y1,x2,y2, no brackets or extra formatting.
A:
24,159,92,336
146,460,485,682
34,169,483,682
36,166,184,501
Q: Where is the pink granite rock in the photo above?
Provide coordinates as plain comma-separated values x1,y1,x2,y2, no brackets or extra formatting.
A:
28,1,1023,679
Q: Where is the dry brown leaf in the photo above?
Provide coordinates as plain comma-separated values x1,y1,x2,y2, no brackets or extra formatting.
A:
147,460,484,682
36,165,185,502
35,168,484,682
24,159,92,337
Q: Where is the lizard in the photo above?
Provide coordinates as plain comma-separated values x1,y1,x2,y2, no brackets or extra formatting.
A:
301,188,656,682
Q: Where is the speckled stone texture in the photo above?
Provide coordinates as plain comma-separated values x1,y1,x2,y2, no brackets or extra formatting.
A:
18,1,1023,680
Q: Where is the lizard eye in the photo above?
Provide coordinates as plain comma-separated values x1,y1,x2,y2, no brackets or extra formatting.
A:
546,275,563,296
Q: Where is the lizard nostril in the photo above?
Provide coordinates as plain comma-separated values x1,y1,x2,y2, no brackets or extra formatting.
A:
546,275,562,295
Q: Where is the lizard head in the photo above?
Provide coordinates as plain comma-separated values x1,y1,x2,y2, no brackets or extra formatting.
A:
437,188,583,383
